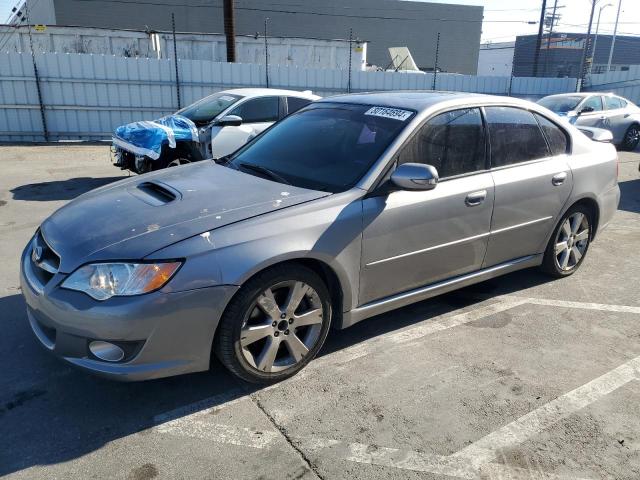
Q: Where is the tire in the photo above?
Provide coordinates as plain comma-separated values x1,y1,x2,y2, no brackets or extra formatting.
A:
540,205,592,278
214,264,332,384
620,124,640,152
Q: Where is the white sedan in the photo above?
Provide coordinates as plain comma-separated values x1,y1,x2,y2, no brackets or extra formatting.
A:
112,88,320,173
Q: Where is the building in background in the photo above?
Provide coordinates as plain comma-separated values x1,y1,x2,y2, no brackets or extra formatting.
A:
9,0,483,74
477,41,514,76
513,33,640,78
0,25,368,70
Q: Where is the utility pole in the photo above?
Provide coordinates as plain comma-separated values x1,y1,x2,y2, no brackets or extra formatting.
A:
171,13,181,109
607,0,622,71
543,0,559,76
532,0,547,77
577,0,597,91
25,1,48,141
223,0,236,62
432,32,440,90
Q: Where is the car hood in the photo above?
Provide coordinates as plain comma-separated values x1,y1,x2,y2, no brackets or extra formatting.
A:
40,162,330,272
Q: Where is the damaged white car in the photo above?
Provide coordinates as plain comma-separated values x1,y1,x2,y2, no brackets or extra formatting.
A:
112,88,319,173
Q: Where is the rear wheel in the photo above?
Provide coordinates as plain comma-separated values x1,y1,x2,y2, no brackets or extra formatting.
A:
620,124,640,151
214,265,332,384
541,205,592,278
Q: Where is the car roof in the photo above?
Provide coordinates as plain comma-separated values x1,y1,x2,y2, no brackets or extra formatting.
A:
222,88,320,99
315,91,531,113
542,92,623,99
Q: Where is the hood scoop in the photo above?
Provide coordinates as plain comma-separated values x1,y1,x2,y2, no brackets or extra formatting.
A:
130,181,181,206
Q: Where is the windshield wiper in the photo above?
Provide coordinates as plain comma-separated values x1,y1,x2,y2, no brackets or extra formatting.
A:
237,162,291,185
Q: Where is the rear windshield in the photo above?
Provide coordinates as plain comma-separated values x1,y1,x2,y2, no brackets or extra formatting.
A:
229,103,415,193
177,93,242,125
537,96,583,113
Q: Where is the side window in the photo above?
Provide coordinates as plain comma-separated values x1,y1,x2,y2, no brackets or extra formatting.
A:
581,96,604,112
398,108,485,178
287,96,312,115
605,96,623,110
534,113,569,156
230,96,279,123
485,107,550,167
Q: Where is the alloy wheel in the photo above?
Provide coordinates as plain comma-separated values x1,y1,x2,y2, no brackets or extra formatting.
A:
624,126,640,150
554,212,590,271
240,281,324,373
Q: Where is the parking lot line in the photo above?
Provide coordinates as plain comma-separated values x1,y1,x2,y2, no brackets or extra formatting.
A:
519,297,640,314
452,354,640,466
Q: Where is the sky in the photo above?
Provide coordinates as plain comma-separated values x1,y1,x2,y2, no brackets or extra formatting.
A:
1,0,639,43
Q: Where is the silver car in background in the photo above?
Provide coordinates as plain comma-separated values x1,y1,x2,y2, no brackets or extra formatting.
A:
21,92,620,384
538,92,640,151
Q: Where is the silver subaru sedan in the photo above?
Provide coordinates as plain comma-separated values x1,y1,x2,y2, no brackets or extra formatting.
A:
21,92,620,384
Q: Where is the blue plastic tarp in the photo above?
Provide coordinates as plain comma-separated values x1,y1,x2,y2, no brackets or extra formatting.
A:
112,115,199,160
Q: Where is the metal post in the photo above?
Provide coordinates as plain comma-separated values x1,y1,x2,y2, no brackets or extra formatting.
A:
223,0,236,62
577,0,597,91
432,32,440,90
171,13,181,109
264,18,269,88
532,0,548,77
25,1,48,141
607,0,622,71
347,28,352,93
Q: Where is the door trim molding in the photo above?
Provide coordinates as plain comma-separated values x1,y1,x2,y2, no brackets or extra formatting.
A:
341,254,542,329
490,216,553,235
365,232,491,267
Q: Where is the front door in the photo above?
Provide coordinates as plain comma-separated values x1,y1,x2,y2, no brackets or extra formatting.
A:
210,96,281,158
359,108,494,305
575,95,606,129
483,107,573,267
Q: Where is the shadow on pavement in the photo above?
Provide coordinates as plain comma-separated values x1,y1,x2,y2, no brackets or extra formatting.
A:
10,177,127,201
618,178,640,214
0,266,554,477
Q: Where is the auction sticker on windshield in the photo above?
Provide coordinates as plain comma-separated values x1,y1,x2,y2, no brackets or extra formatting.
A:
364,106,413,121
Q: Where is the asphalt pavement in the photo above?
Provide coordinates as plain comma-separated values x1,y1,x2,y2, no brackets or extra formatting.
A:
1,144,639,480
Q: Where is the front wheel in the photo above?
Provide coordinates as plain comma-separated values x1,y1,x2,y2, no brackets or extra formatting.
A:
214,265,332,384
541,206,592,278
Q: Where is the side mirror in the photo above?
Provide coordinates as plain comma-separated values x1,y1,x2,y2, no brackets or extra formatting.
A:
578,106,594,115
390,163,439,191
217,115,243,127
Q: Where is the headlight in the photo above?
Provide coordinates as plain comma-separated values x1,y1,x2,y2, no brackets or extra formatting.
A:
61,262,182,300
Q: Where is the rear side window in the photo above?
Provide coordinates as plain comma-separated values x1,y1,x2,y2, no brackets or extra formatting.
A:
605,96,623,109
287,96,312,115
398,108,486,178
485,107,550,167
534,113,569,156
230,96,279,123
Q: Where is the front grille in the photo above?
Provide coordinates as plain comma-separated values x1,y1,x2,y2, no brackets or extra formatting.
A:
29,231,60,287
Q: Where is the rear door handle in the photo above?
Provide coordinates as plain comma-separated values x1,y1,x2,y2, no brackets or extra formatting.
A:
465,190,487,207
552,172,567,186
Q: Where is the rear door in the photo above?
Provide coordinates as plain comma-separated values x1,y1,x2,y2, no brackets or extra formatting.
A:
483,106,572,267
359,108,494,304
209,96,281,158
603,96,629,143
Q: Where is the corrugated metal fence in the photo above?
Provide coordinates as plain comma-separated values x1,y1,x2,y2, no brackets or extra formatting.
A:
586,66,640,105
0,52,578,142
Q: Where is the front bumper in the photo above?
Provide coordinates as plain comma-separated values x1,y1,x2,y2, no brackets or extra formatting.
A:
20,243,239,381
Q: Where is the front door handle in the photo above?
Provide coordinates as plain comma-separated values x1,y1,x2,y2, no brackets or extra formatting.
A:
465,190,487,207
552,172,568,186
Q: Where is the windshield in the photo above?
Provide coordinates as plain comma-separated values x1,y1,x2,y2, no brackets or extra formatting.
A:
228,103,415,193
177,92,242,125
538,95,583,113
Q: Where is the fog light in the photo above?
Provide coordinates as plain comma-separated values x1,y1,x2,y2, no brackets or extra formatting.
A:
89,341,125,362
